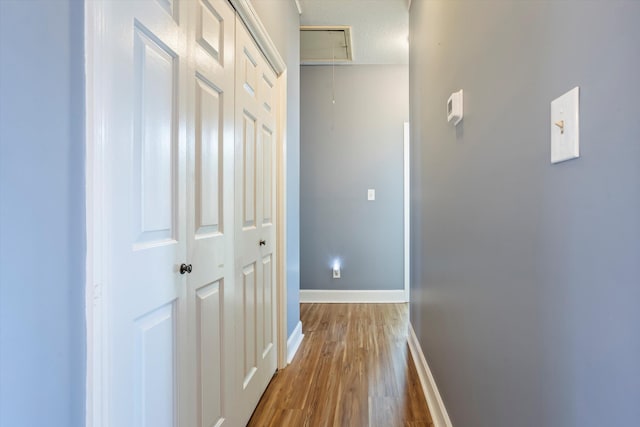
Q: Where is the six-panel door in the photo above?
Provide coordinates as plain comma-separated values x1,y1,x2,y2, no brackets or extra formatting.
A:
234,18,278,427
104,1,187,426
99,0,278,425
186,1,237,426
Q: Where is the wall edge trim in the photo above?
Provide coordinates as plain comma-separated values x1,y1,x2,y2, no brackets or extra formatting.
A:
300,289,407,303
403,121,410,302
408,323,453,427
286,321,304,364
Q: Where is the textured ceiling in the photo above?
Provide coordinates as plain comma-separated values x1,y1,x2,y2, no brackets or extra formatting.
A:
298,0,409,65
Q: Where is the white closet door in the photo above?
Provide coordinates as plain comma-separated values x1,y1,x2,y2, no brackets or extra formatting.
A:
184,0,237,426
97,1,278,425
234,17,279,426
102,1,188,426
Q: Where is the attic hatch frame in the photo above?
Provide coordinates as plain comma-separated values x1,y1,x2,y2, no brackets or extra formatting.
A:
300,25,353,65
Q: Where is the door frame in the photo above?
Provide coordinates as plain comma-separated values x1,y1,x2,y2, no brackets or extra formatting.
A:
404,122,410,302
84,0,289,424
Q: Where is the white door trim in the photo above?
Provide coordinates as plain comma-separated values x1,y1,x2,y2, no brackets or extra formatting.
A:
276,69,288,370
404,122,410,302
85,1,108,424
85,1,289,424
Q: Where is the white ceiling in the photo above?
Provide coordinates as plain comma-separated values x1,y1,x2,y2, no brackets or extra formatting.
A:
298,0,409,65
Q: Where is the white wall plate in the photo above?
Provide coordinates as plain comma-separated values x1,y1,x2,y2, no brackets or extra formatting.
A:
551,87,580,164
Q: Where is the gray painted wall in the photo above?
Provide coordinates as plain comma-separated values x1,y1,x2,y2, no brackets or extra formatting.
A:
409,1,640,426
0,0,86,425
251,0,301,336
301,65,408,291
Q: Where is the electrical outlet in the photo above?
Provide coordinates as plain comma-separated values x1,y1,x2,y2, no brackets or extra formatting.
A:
332,267,341,279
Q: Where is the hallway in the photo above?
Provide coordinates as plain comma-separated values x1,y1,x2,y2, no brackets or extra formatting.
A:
248,304,433,426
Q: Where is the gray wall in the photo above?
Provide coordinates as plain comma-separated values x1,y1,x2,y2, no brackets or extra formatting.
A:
252,0,301,336
0,0,86,425
409,1,640,426
301,65,408,291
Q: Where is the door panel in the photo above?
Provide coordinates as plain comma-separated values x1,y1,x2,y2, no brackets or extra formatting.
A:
134,302,177,427
195,280,223,427
241,49,258,97
242,113,257,227
242,262,258,387
197,0,223,62
261,254,274,358
234,17,278,426
194,76,222,236
261,74,274,113
132,24,178,246
104,1,186,426
154,0,175,19
261,127,273,225
186,1,237,426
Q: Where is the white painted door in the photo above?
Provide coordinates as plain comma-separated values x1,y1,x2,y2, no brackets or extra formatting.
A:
184,1,237,426
98,1,278,425
234,17,279,426
102,1,188,426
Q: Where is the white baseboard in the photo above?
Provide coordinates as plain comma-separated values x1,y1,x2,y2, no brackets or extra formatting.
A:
408,323,453,427
299,289,407,303
286,321,304,364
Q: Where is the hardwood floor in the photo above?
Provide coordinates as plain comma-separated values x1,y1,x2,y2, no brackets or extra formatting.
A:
247,303,434,427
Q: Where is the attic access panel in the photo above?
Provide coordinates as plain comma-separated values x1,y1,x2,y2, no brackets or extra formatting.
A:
300,26,353,64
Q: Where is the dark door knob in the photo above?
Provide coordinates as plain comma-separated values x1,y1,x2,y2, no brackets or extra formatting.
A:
180,263,193,274
259,240,266,246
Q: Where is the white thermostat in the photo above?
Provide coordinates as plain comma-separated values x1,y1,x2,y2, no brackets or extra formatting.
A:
447,90,463,125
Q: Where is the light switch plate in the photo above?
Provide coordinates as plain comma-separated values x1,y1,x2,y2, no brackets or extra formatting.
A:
551,87,580,164
447,90,463,125
367,189,375,201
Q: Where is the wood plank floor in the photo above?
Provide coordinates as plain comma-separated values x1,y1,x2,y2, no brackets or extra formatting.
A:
247,303,434,427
